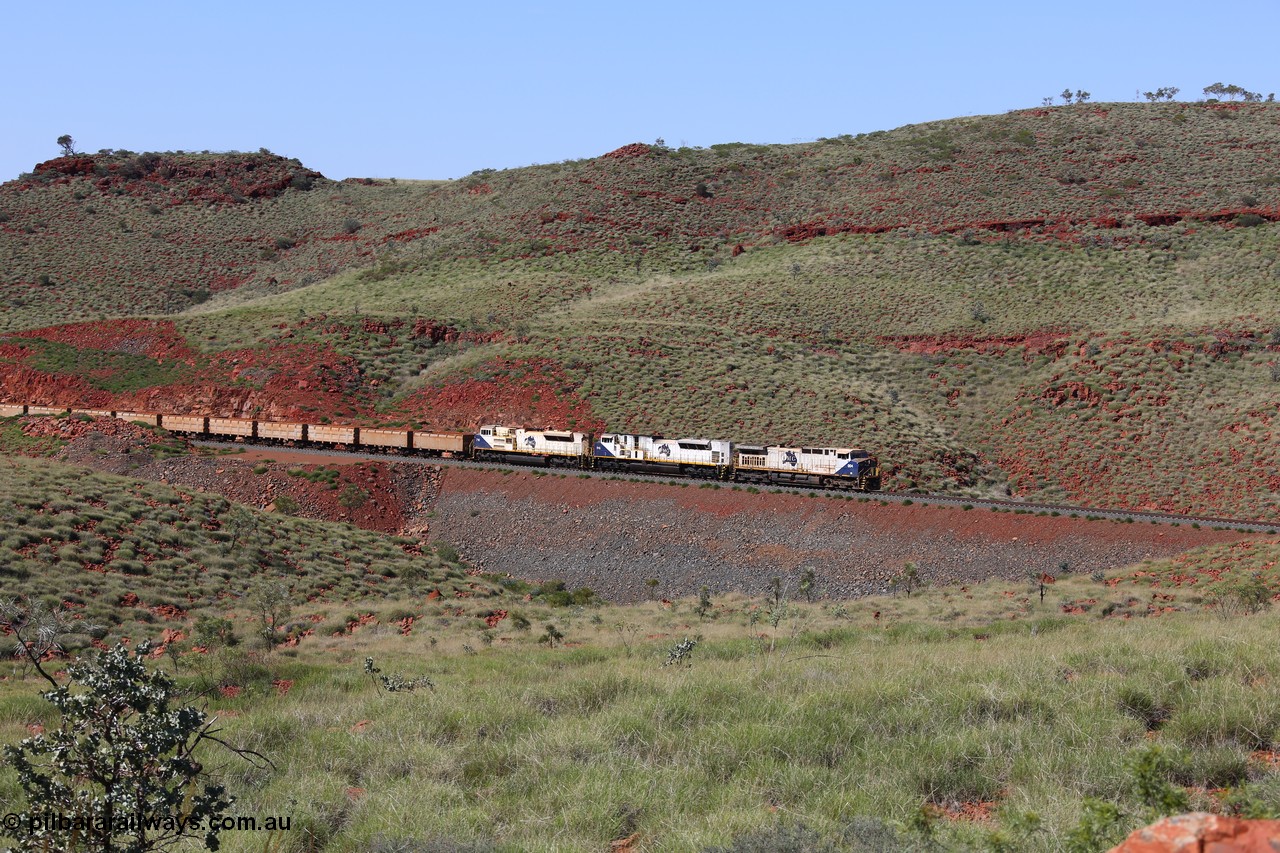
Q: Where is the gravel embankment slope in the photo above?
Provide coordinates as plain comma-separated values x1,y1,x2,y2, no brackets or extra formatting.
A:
429,468,1254,602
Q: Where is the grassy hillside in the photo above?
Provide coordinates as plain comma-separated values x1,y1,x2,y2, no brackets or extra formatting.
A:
3,102,1280,516
0,455,508,648
3,102,1277,332
2,553,1277,851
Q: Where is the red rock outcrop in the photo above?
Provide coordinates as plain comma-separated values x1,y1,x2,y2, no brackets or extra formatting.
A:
1109,812,1280,852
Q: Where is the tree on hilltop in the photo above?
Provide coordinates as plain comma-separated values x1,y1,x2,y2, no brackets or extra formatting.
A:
1203,82,1265,102
56,134,76,156
1143,87,1180,102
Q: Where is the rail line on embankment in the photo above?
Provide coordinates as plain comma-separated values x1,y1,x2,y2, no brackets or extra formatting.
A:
193,440,1280,534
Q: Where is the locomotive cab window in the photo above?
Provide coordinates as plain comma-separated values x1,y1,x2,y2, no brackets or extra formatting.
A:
481,428,492,436
837,452,850,459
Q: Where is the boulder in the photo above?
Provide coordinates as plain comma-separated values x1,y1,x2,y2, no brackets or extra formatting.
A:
1110,812,1280,852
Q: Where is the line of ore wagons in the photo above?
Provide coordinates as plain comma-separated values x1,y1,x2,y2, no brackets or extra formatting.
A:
0,404,882,491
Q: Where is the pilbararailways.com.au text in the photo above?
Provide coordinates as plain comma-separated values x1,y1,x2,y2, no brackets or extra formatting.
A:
3,811,292,836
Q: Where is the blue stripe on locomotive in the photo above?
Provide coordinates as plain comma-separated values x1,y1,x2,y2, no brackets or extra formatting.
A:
593,441,616,457
835,459,865,477
473,433,491,450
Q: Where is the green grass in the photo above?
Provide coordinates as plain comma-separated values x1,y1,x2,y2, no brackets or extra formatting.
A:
19,337,193,391
0,455,1277,850
3,580,1276,852
0,416,65,456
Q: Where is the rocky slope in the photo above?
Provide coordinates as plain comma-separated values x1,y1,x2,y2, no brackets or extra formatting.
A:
427,467,1255,602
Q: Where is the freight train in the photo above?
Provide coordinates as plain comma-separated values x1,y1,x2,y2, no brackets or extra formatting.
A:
0,404,882,491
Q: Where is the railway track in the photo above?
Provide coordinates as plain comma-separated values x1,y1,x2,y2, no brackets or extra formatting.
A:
192,440,1280,534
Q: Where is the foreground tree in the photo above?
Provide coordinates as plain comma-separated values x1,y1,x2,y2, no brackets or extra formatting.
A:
2,604,269,852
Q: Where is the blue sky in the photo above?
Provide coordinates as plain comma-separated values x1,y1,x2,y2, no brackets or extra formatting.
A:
3,1,1277,182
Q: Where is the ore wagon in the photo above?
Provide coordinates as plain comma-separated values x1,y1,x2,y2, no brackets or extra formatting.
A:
207,417,256,438
309,424,358,445
258,421,305,442
360,428,411,450
117,411,161,426
412,431,471,456
162,415,208,434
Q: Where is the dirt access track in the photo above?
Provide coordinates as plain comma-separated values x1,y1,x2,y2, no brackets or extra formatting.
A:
427,468,1255,603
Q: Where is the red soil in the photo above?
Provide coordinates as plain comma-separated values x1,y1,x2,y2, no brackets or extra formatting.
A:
13,319,198,361
19,417,438,535
0,363,106,407
603,143,654,159
879,330,1070,357
398,358,604,432
0,326,373,422
29,152,322,206
930,800,998,823
2,324,598,432
437,468,1235,546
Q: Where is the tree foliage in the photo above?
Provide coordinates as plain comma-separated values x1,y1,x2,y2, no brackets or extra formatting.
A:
245,577,292,648
892,561,924,598
1,634,269,852
1202,82,1269,102
1142,86,1180,102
